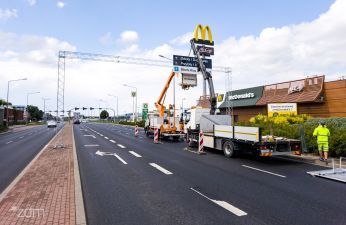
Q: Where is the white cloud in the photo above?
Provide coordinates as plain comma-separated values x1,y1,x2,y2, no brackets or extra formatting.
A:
0,9,18,21
119,30,139,43
170,32,193,46
99,32,113,45
56,1,65,9
27,0,37,6
1,0,346,114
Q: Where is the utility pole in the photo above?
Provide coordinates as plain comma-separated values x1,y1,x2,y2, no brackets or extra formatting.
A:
6,78,27,127
42,98,50,121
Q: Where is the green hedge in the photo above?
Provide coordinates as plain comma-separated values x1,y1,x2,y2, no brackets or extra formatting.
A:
119,120,145,128
238,116,346,157
0,125,8,133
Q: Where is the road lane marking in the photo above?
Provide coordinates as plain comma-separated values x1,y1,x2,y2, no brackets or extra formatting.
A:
6,141,13,144
149,163,173,175
129,151,142,158
84,135,96,139
113,153,128,164
104,137,109,139
242,165,286,178
190,187,247,216
117,144,126,149
84,144,99,147
19,136,24,139
99,134,104,137
110,140,116,143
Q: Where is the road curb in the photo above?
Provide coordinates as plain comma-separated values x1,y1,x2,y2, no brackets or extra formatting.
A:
276,155,344,168
0,124,65,203
72,125,87,225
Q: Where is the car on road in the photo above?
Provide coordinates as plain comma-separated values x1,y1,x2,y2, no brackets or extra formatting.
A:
47,120,57,128
73,119,81,124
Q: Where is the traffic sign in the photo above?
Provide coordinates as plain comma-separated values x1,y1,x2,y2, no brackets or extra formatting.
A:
131,91,136,97
143,103,148,109
173,55,212,69
197,45,214,56
173,66,198,74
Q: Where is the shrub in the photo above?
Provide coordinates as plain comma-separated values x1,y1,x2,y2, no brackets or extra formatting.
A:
119,120,145,128
241,115,346,157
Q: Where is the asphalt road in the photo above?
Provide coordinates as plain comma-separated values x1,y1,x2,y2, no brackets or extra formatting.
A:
0,124,64,193
75,122,346,225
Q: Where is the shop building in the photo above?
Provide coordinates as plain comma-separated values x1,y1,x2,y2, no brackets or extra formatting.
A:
219,75,346,122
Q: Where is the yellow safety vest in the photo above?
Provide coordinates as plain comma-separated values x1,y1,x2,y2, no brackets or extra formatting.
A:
313,125,330,143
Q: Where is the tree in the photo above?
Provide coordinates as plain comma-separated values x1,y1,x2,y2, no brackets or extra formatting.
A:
27,105,43,121
100,110,109,119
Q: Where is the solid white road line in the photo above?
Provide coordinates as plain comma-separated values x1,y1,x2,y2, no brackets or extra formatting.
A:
84,135,96,139
149,163,173,175
242,165,286,178
84,144,99,147
104,137,109,139
6,141,13,144
190,188,247,217
110,140,116,143
117,144,126,149
113,153,128,164
129,151,142,158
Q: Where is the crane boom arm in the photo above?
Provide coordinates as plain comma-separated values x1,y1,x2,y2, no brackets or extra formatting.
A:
190,39,217,115
155,71,176,117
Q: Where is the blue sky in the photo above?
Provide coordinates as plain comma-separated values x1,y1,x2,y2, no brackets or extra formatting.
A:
1,0,334,52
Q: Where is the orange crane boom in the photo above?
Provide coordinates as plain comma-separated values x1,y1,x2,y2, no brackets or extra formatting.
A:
155,71,176,117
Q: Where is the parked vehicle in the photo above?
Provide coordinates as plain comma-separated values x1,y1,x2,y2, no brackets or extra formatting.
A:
73,119,80,124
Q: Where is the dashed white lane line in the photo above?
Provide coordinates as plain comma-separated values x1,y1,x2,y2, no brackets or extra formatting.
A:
19,136,24,139
104,137,109,140
190,188,247,217
84,135,96,139
110,140,116,143
149,163,173,175
117,144,126,149
242,165,286,178
99,134,104,137
84,144,99,147
113,153,127,164
6,141,13,144
129,151,142,158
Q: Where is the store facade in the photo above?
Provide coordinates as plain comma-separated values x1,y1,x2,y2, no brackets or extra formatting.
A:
219,75,346,122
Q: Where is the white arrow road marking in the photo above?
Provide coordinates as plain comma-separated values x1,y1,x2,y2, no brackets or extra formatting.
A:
84,144,99,147
95,151,127,164
190,188,247,217
6,141,13,144
113,153,128,164
149,163,173,175
104,137,109,139
110,140,116,143
242,165,286,178
84,135,96,139
129,151,142,158
117,144,126,149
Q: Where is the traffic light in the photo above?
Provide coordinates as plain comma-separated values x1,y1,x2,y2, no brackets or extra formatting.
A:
75,107,79,110
82,107,87,110
90,107,94,110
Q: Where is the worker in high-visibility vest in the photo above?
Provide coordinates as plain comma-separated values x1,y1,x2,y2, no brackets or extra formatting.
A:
313,121,330,161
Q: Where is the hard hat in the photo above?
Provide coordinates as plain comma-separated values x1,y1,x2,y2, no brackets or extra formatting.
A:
319,120,326,125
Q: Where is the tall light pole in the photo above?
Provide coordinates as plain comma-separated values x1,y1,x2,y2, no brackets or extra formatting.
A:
181,97,186,120
6,78,27,127
42,98,50,121
108,94,119,122
26,91,40,124
123,84,137,122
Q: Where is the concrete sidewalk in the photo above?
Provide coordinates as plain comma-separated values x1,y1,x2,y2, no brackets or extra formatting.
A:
280,153,346,168
0,123,86,225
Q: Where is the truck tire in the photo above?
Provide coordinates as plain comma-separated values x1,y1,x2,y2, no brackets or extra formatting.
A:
223,140,237,158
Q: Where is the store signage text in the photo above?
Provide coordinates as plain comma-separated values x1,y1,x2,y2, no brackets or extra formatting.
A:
228,93,255,100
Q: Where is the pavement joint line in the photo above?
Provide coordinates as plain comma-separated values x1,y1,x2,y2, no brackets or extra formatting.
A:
117,144,126,149
129,151,142,158
242,165,286,178
0,124,65,203
113,153,128,164
149,163,173,175
73,125,88,225
84,144,99,147
190,187,247,217
110,140,116,143
6,141,13,144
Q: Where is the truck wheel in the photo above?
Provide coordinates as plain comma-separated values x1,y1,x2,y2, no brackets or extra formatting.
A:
223,140,237,158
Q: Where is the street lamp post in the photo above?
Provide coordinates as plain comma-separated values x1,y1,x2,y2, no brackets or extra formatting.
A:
42,98,50,121
123,84,138,122
26,91,40,124
182,97,186,120
6,78,27,127
108,94,119,122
